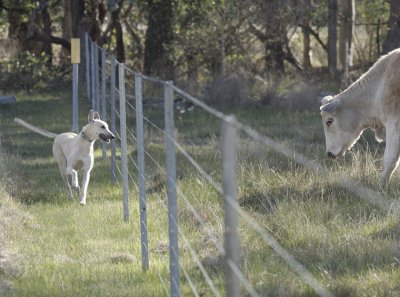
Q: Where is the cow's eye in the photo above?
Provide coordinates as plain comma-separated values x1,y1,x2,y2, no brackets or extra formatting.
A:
101,125,105,129
326,118,333,127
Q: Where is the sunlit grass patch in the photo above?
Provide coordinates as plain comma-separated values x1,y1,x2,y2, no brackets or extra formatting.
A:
2,91,400,296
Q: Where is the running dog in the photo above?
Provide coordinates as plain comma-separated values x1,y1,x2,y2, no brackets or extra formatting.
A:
15,110,115,205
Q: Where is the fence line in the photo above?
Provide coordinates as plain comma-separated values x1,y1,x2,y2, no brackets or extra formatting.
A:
99,58,230,296
119,91,334,296
164,81,181,297
110,56,117,185
221,116,240,297
118,63,130,222
81,36,336,297
84,33,90,104
134,73,150,271
80,36,395,297
101,47,107,160
129,124,250,297
104,143,171,295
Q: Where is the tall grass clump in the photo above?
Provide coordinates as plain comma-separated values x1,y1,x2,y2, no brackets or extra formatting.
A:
0,149,27,296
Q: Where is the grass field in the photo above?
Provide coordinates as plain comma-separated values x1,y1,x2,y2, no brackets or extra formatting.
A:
1,91,400,297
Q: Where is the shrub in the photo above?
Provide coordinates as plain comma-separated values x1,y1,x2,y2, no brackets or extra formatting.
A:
203,72,250,108
0,53,69,93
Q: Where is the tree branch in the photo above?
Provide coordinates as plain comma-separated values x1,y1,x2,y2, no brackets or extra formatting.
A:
26,32,71,51
299,24,327,52
247,21,266,41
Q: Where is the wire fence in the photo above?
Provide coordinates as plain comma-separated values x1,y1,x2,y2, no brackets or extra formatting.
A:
74,33,398,297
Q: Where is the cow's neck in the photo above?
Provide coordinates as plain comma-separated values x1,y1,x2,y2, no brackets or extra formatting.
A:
338,82,373,105
337,78,381,125
337,57,386,113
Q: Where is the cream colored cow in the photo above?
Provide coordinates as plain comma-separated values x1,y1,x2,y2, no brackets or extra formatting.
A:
320,48,400,184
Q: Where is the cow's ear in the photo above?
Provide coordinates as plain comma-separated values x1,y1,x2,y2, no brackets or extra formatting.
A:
320,100,341,114
321,95,333,105
93,111,100,120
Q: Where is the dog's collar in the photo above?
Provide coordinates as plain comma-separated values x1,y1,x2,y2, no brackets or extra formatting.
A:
80,131,94,143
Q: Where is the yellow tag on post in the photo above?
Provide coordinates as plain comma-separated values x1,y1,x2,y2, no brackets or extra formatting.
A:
71,38,80,64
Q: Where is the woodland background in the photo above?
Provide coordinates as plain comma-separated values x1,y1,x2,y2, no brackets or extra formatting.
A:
0,0,399,107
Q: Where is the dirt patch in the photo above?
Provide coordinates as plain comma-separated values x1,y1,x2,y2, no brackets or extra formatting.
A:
109,252,136,264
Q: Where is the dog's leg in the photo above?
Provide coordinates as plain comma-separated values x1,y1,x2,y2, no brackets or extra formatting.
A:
66,165,80,193
57,163,73,198
53,143,74,199
79,168,91,205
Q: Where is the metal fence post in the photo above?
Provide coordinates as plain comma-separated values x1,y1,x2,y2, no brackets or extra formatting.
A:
110,57,117,185
94,43,100,112
164,81,180,297
221,115,240,297
135,74,149,271
84,32,90,103
119,63,130,222
90,41,96,110
101,47,107,160
71,38,80,133
72,63,79,133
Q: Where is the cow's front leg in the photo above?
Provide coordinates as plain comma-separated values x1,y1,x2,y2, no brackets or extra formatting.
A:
79,168,91,205
380,126,400,185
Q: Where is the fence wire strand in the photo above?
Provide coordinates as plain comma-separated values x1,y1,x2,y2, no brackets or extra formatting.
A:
83,38,351,297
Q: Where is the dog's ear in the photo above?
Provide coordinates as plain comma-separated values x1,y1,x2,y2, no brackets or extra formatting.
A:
93,111,100,120
88,110,95,123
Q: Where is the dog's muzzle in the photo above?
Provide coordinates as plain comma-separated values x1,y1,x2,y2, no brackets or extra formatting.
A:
100,133,115,143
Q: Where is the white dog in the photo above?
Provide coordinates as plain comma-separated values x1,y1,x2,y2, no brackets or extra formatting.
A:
15,110,115,205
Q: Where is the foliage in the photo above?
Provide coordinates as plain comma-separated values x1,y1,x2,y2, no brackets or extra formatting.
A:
0,0,394,105
0,53,69,93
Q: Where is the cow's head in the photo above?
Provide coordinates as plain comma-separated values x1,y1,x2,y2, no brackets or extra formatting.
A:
320,96,363,159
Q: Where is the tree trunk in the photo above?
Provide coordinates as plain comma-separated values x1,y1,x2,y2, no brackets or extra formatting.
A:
187,55,198,83
383,0,400,54
302,27,311,70
211,0,225,78
327,0,338,73
6,5,24,54
143,0,174,80
70,0,84,37
338,0,354,85
210,39,225,78
7,9,22,40
101,1,125,62
265,40,285,73
302,0,312,70
40,0,53,66
113,10,125,63
61,0,72,60
338,0,354,70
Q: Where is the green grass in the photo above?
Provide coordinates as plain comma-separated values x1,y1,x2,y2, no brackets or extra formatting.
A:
2,90,400,296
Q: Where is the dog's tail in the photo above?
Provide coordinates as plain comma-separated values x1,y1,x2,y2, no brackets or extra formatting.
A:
14,118,58,139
